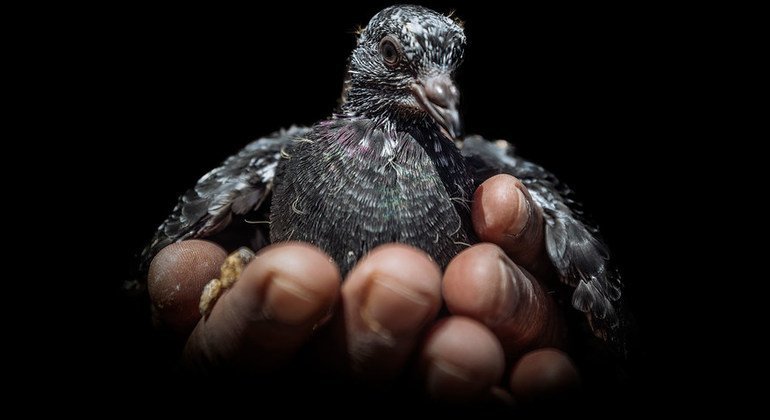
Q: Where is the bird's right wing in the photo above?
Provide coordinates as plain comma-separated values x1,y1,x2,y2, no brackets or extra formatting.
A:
461,135,622,341
140,126,311,270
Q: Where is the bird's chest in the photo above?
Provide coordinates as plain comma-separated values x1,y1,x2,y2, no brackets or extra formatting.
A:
270,133,472,274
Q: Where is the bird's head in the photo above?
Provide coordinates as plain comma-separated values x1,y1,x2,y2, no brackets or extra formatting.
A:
340,5,466,139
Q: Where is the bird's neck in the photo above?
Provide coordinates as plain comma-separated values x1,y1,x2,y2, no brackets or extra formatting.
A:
317,116,474,208
338,83,424,130
337,103,439,141
334,87,464,170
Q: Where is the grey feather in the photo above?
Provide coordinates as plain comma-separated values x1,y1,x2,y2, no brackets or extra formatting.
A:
139,126,310,270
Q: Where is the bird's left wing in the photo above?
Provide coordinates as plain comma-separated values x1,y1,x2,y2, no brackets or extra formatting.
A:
140,126,310,270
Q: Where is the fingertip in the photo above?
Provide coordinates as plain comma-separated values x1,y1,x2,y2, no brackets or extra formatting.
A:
148,240,226,336
421,317,505,402
185,242,342,372
472,174,528,241
341,244,443,378
509,348,581,404
443,243,563,357
350,243,443,284
236,242,341,327
344,244,443,335
472,174,546,271
444,243,512,326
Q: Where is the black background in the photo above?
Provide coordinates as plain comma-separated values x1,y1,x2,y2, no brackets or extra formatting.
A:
96,0,698,408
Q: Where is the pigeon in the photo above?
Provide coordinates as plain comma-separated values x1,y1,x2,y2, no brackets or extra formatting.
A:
142,5,622,340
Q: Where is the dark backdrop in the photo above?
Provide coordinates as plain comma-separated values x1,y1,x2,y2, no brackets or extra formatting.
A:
99,1,692,407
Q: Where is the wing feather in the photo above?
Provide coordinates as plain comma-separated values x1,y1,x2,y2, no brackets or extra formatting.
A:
140,126,310,270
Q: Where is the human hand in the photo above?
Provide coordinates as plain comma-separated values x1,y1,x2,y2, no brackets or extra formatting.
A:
148,174,579,403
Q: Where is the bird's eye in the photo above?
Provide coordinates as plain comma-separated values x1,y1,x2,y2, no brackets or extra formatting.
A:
379,36,401,67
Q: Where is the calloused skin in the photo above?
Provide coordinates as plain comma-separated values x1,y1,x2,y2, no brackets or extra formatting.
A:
148,174,581,403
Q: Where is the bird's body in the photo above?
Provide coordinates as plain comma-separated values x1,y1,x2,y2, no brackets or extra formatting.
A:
143,5,623,341
271,117,473,275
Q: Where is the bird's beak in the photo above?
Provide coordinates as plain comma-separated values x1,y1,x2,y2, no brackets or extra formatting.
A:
410,75,462,139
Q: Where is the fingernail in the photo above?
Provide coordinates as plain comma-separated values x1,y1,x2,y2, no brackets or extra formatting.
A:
262,276,320,326
505,187,531,237
426,359,485,400
361,276,434,339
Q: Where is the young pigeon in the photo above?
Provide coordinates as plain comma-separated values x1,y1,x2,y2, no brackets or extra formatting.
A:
142,5,622,341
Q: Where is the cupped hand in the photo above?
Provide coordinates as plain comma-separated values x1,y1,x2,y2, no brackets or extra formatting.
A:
148,174,579,403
